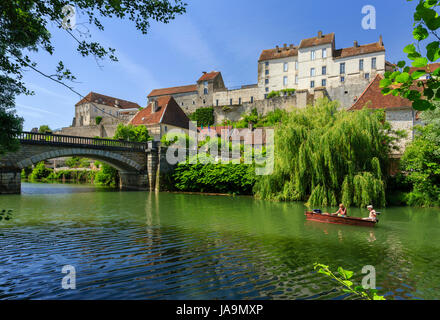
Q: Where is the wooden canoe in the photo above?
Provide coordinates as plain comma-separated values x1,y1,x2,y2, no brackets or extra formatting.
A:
305,211,377,228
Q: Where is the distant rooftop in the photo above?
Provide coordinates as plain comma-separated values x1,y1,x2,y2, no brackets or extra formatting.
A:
76,92,140,109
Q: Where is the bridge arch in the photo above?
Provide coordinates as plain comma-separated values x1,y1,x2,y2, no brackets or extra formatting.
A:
16,148,143,172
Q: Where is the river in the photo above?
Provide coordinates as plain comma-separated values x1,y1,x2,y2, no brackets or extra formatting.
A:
0,182,439,300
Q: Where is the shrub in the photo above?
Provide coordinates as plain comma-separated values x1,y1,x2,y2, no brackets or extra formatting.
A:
190,107,214,127
29,162,53,180
172,161,256,195
95,116,103,125
114,123,151,142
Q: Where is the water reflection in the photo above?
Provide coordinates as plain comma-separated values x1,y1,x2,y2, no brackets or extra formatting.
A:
0,183,438,299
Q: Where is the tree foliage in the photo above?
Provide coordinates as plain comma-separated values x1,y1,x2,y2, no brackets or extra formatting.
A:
190,107,215,127
0,0,186,154
253,99,399,208
0,106,23,155
113,123,150,142
400,108,440,206
172,160,256,195
381,0,440,110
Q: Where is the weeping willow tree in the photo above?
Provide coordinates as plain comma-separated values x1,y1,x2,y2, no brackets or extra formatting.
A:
254,98,399,208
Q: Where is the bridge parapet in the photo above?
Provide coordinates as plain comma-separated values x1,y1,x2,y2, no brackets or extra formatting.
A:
18,131,148,152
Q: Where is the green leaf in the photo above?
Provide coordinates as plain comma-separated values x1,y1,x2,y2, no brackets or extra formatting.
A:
396,72,411,83
426,41,440,61
397,60,406,68
403,44,417,54
412,57,429,67
413,25,429,40
380,78,392,88
413,99,432,110
411,70,427,79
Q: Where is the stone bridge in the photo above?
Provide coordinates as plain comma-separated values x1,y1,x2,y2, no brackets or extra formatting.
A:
0,132,160,194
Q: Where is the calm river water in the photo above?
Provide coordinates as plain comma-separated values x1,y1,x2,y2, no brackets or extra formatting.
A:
0,182,439,300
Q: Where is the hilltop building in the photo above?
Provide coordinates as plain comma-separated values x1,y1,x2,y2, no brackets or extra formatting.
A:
130,96,190,141
73,92,141,127
147,31,392,119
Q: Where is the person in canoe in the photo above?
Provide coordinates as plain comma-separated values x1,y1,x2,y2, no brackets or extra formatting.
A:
334,204,347,217
363,205,377,221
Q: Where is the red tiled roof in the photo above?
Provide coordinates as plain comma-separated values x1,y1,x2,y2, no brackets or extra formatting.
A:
198,71,220,82
349,74,413,111
75,92,140,109
147,84,197,98
130,96,190,129
259,45,298,61
334,42,385,59
299,33,335,49
408,62,440,74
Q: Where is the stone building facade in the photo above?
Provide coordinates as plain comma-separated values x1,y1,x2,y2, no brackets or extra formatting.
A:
72,92,140,127
258,32,389,107
349,74,422,156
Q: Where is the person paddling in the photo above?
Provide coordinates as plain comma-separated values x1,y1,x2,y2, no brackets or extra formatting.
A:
334,204,347,217
363,205,377,221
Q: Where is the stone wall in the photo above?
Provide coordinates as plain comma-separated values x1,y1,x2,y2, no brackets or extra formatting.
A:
213,94,299,123
58,124,120,139
0,169,21,194
386,107,416,156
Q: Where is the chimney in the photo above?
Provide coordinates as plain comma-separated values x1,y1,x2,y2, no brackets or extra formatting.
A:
354,40,358,48
283,43,287,50
202,71,207,75
318,31,323,38
289,44,294,49
379,35,383,46
276,45,280,52
114,99,120,107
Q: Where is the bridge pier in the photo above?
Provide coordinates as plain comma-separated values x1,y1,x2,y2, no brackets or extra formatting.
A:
119,171,149,191
0,168,21,194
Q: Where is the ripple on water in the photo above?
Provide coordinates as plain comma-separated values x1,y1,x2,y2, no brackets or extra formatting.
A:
0,184,439,299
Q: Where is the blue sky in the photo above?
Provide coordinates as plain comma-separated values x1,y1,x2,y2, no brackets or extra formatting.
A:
15,0,418,131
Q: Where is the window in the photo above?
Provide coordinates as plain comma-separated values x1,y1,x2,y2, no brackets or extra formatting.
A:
372,57,377,69
250,96,254,103
295,61,298,70
264,94,268,99
283,76,288,86
322,48,327,58
359,59,364,71
265,78,269,85
310,80,315,88
311,50,316,60
295,75,298,84
265,69,269,75
230,98,233,105
203,99,206,104
216,99,219,107
340,62,345,74
239,97,242,105
284,62,288,72
181,102,184,106
322,66,327,75
311,68,315,77
204,88,208,95
365,73,370,80
193,101,195,105
322,79,327,86
164,126,168,132
265,61,269,67
340,76,345,83
265,87,269,92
